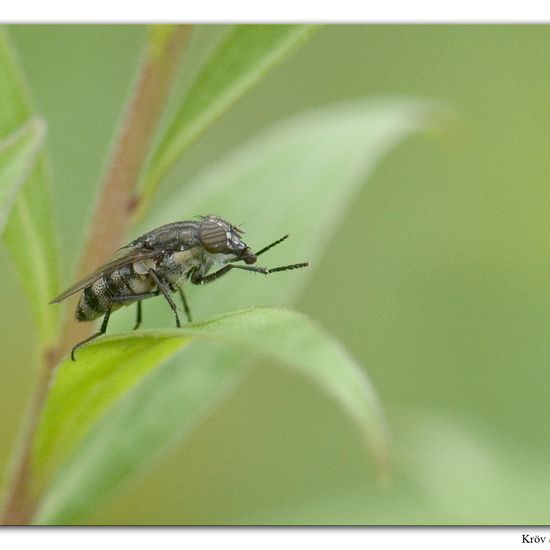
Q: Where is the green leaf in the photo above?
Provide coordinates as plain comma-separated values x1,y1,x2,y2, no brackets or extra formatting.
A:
0,30,30,137
139,25,317,207
33,332,193,490
34,307,387,525
0,119,45,236
0,28,60,345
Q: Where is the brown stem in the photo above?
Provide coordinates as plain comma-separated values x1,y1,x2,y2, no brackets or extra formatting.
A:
0,25,193,525
59,25,193,362
0,350,54,524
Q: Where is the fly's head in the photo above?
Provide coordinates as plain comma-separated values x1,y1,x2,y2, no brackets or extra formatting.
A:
198,215,257,265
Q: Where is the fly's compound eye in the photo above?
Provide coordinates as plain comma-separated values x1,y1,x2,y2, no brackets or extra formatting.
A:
199,220,230,253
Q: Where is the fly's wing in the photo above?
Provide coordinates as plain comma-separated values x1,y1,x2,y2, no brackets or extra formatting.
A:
49,245,160,304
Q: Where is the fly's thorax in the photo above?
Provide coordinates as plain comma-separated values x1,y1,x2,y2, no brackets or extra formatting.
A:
155,247,203,287
186,249,239,283
133,221,200,251
171,248,199,266
203,250,239,266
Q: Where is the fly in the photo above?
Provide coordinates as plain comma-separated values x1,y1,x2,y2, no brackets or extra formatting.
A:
50,215,309,360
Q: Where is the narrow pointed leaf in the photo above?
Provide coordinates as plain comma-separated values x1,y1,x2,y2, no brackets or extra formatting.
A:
0,29,60,344
0,119,45,236
140,25,317,206
34,307,386,525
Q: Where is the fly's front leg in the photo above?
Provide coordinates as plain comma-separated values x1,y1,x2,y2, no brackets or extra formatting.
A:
191,264,268,285
148,268,181,328
71,308,112,362
191,262,309,285
191,265,233,285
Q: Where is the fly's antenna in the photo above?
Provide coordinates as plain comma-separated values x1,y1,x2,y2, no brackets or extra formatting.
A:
255,234,289,257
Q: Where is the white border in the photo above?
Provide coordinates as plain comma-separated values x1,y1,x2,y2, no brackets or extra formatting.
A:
1,8,547,547
0,527,548,550
2,1,550,23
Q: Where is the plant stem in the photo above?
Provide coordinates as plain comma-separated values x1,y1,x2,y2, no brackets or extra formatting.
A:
0,25,192,525
59,25,193,362
0,352,52,524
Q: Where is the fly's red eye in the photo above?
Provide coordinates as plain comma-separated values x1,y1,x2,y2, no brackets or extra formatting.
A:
199,220,229,253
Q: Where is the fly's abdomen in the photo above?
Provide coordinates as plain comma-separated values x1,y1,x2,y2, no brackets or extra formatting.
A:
76,277,112,321
76,266,156,321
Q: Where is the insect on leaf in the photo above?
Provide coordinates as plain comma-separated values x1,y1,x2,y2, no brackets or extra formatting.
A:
35,97,447,524
142,97,447,320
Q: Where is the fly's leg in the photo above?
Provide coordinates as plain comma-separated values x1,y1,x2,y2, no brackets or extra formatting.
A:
148,269,181,328
134,301,142,330
109,291,158,331
71,308,111,362
72,290,159,360
191,265,232,284
191,262,309,285
178,288,192,323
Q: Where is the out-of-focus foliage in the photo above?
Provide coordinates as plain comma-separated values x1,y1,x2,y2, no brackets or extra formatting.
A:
0,30,59,345
0,119,45,235
2,25,550,524
140,25,317,207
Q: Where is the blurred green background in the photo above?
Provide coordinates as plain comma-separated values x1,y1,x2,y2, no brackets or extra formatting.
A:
2,25,550,524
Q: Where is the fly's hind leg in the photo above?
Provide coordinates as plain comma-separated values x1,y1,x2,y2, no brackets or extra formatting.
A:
109,291,158,331
134,301,142,330
71,291,159,361
178,288,192,323
71,308,111,362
